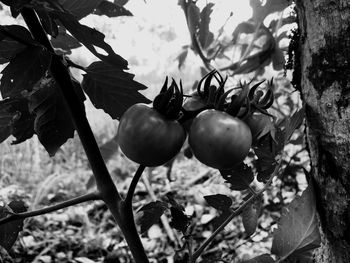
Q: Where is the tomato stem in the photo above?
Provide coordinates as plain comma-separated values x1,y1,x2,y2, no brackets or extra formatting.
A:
125,164,146,205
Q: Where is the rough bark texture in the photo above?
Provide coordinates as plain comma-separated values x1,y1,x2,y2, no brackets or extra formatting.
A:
295,1,350,262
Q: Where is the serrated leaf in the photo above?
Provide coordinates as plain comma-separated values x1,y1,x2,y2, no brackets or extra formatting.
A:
0,200,27,252
93,0,132,17
138,201,168,234
241,254,275,263
169,206,190,233
220,163,254,191
82,61,151,120
186,2,200,38
51,27,82,54
198,3,214,49
0,47,51,98
254,134,277,183
60,0,103,20
28,77,76,156
284,107,305,143
52,11,128,68
242,195,262,236
271,180,321,261
114,0,128,6
204,194,232,211
0,100,16,143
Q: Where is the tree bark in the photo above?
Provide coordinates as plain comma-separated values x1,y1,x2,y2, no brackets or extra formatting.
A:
295,1,350,262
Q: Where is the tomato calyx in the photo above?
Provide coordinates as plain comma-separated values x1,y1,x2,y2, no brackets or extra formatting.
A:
225,78,275,119
153,77,184,120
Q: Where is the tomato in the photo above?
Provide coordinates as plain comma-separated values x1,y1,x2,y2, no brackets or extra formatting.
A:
244,113,272,143
118,103,186,167
188,110,252,169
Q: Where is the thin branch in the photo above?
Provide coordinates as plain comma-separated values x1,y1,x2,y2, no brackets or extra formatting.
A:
0,192,101,226
192,163,280,261
125,165,146,205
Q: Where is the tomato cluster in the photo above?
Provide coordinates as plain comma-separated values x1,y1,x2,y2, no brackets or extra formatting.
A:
117,71,274,169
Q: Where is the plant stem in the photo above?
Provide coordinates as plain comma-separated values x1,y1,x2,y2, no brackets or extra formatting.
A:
0,192,100,226
21,8,149,263
192,164,280,261
125,165,146,205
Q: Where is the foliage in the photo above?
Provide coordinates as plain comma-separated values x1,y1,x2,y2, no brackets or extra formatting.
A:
0,0,320,262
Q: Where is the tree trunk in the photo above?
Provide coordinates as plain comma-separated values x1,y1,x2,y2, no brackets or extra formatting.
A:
295,1,350,262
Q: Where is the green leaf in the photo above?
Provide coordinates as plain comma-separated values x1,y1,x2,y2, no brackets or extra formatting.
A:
28,77,77,156
271,180,321,261
220,163,254,191
241,254,275,263
0,47,51,98
254,134,277,183
198,3,214,49
82,61,151,120
60,0,103,20
241,195,262,236
52,11,128,68
0,200,27,252
138,201,168,234
93,0,132,17
169,206,190,233
204,194,232,211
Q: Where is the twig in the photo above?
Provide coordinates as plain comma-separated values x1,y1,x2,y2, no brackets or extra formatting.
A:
142,171,180,246
125,165,146,205
0,192,101,226
192,163,280,261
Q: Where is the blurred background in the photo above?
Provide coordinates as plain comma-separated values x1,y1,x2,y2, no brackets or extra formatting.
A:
0,1,306,262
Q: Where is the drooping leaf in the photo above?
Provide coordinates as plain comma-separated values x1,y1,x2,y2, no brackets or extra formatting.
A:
52,11,128,68
138,201,168,234
284,107,305,143
204,194,232,211
50,27,82,54
0,200,27,252
220,163,254,191
198,3,214,49
271,180,321,261
60,0,103,20
241,195,262,236
93,0,132,17
271,46,285,71
28,77,76,156
241,254,275,263
0,47,51,98
82,61,151,120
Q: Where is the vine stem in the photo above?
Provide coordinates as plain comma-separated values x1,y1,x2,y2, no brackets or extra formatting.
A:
125,165,146,205
191,163,281,262
0,192,100,225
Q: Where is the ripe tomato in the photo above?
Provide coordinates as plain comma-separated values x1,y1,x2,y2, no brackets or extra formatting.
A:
118,103,186,167
188,110,252,169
